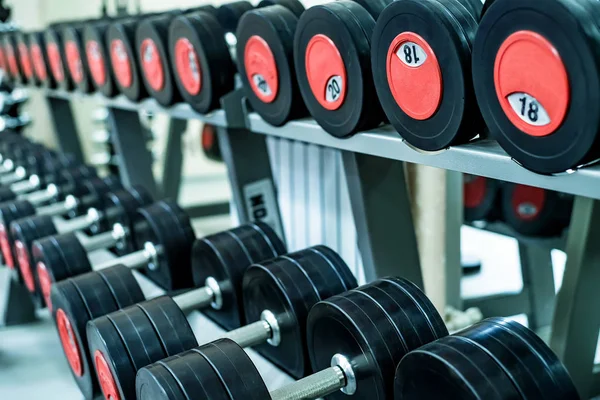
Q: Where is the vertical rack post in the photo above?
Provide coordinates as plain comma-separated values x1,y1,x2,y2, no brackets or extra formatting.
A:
218,89,284,241
0,268,36,326
106,106,160,199
45,95,85,163
342,152,423,288
161,118,187,200
445,170,463,309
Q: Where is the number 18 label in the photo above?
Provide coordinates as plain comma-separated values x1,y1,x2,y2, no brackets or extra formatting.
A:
396,42,427,67
507,92,551,126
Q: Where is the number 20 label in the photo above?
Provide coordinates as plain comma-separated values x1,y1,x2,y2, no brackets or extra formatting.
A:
507,93,551,127
396,42,427,67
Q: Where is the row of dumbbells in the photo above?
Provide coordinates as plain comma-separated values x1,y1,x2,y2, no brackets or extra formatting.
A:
464,175,573,238
47,216,579,400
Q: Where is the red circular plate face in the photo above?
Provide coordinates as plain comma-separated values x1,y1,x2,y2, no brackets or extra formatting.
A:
244,35,278,103
0,224,14,269
31,43,48,81
174,37,202,96
6,44,19,77
65,41,83,84
110,39,132,88
47,42,65,82
15,240,35,292
202,124,215,150
37,261,53,311
494,31,569,137
57,309,84,377
86,40,106,86
95,350,121,400
18,43,33,79
0,46,5,71
511,185,546,221
140,38,165,91
305,34,347,110
386,32,442,120
464,175,487,208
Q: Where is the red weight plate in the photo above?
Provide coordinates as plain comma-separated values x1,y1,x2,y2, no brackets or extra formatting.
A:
56,308,84,377
304,34,347,111
174,37,201,96
244,35,279,103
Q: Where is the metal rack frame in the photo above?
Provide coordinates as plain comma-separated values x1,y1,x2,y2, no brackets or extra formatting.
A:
6,87,598,398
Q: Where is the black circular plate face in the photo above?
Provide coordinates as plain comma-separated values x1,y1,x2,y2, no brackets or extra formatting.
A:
134,200,195,290
236,6,308,126
394,336,519,400
87,315,138,400
163,352,230,400
307,293,386,400
97,264,146,308
50,279,98,399
194,339,270,400
242,261,305,378
168,12,234,114
137,362,187,400
308,245,358,291
215,1,254,33
137,296,198,356
371,0,483,151
107,18,148,102
294,1,384,137
257,0,305,18
472,0,600,173
136,15,182,107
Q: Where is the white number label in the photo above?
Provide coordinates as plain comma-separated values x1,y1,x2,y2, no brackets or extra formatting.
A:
507,93,551,126
188,51,199,80
144,45,154,62
325,75,343,103
115,43,126,61
518,202,538,218
397,42,427,67
252,74,272,96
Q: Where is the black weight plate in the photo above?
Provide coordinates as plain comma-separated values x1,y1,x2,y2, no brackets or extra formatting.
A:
308,245,358,291
29,31,55,87
257,0,305,17
283,247,345,300
107,17,148,102
70,272,120,319
97,264,146,309
236,6,308,126
464,175,502,222
294,1,384,137
3,33,23,83
50,279,98,399
104,185,154,255
31,233,93,311
472,0,600,173
455,320,549,399
248,221,287,256
108,306,166,376
230,222,286,261
16,32,35,84
216,1,254,33
62,24,93,93
242,261,306,378
383,276,449,340
351,0,390,20
11,215,59,304
86,315,137,400
501,183,572,237
79,175,124,216
371,0,483,151
134,200,195,290
137,363,187,400
460,0,483,20
0,188,16,203
192,224,276,331
83,19,118,96
161,351,230,400
0,200,36,278
394,336,515,399
194,339,270,400
484,317,579,399
44,26,72,90
138,296,198,356
136,14,182,106
307,292,386,400
168,12,234,114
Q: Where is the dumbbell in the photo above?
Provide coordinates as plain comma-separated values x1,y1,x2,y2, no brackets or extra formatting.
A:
62,20,94,93
293,0,388,137
167,2,251,113
3,32,23,83
84,17,121,97
51,221,284,400
395,317,579,399
136,276,448,400
371,0,485,151
463,174,502,223
501,183,572,237
200,124,221,162
16,31,35,85
0,175,121,278
45,20,78,91
87,244,354,400
236,0,307,126
29,30,55,88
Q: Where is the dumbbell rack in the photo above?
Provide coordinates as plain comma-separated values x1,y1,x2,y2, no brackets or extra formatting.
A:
30,86,600,398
